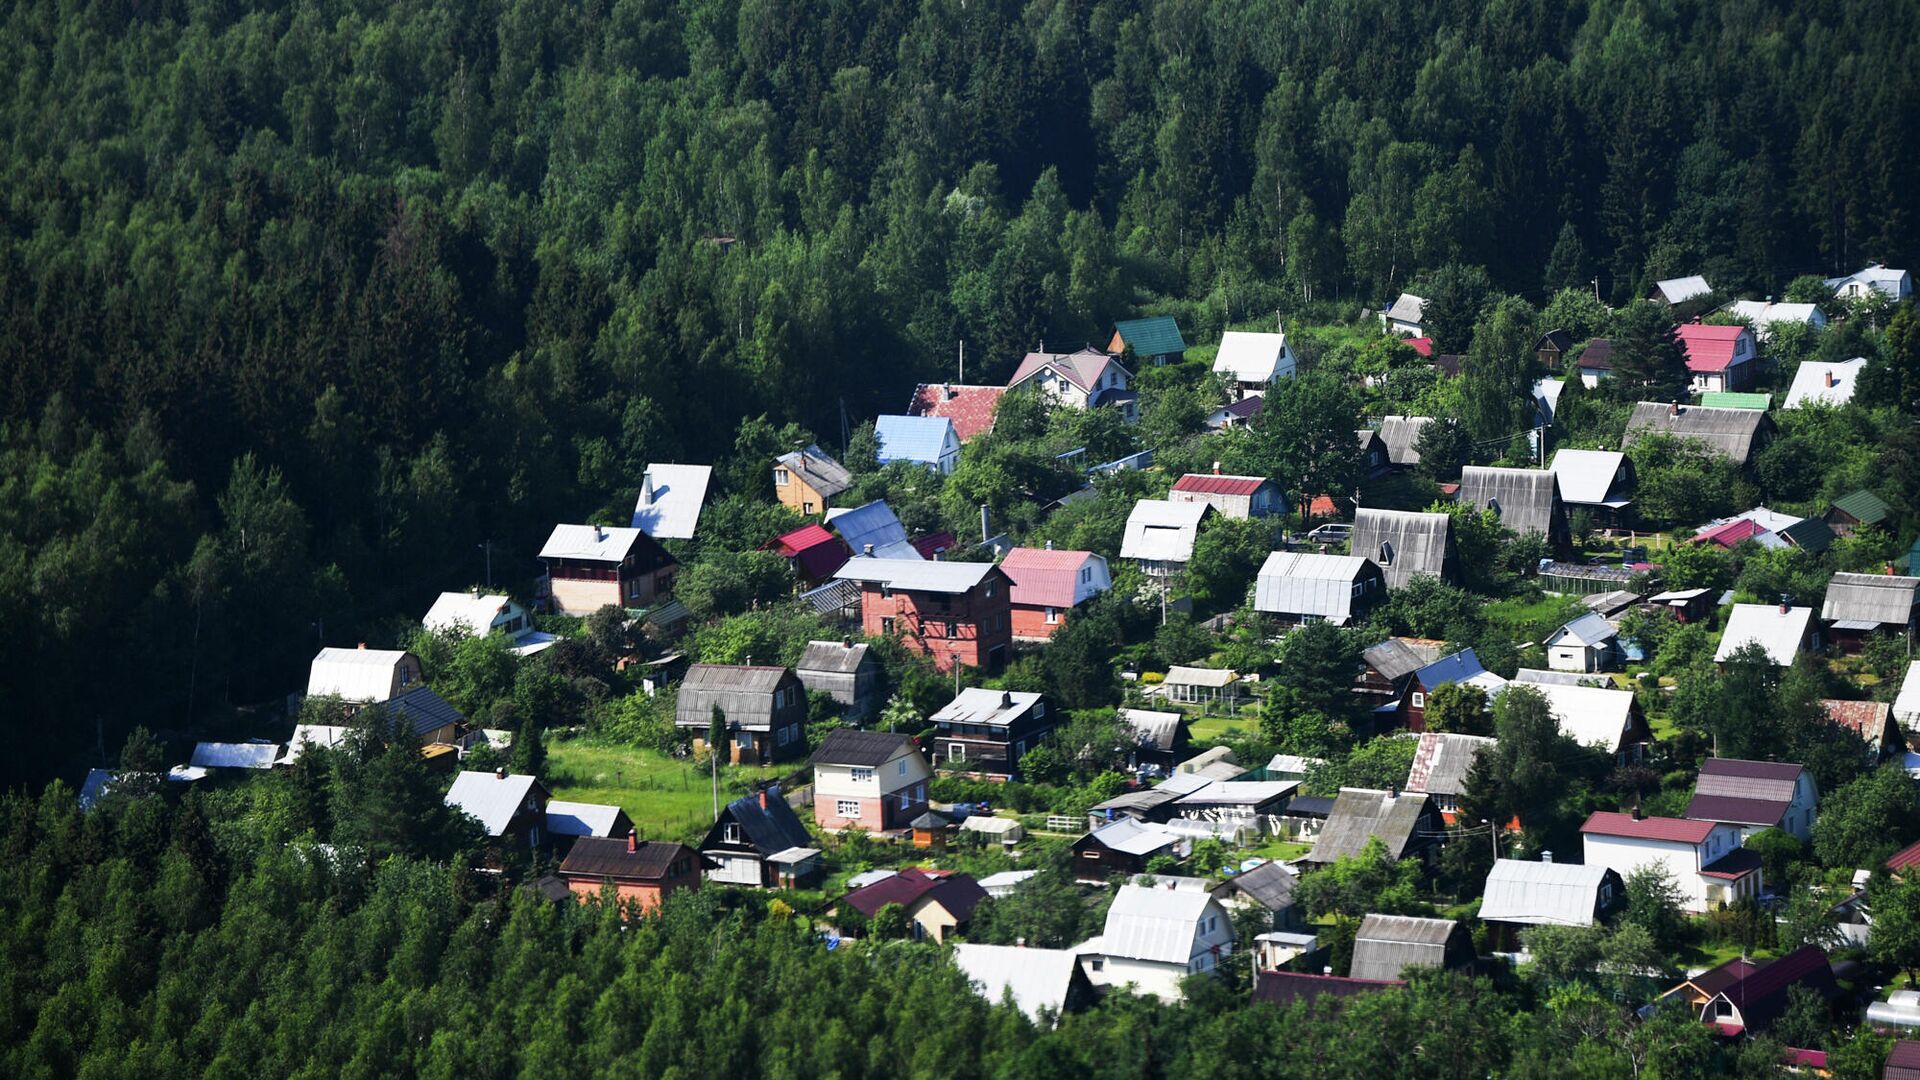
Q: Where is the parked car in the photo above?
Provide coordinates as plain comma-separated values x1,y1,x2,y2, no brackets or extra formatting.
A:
1306,523,1353,543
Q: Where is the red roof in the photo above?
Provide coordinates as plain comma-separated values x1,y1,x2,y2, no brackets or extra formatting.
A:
910,531,957,559
1694,518,1770,548
1821,699,1892,739
1306,494,1342,519
1888,839,1920,872
1580,811,1718,844
1676,323,1748,373
1171,473,1270,497
1000,546,1099,609
1404,336,1434,357
907,383,1005,442
764,524,848,580
840,867,987,922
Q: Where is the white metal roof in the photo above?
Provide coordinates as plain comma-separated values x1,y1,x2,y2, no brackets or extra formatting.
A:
977,869,1038,893
1120,499,1210,563
1212,330,1294,383
1478,859,1612,926
1099,884,1223,964
1714,604,1814,665
1895,661,1920,728
190,742,282,769
306,647,412,702
1653,275,1712,304
423,592,517,636
1164,666,1238,688
1255,551,1373,623
544,800,626,837
1085,817,1183,857
1785,358,1867,409
832,557,996,593
930,687,1044,727
538,523,645,562
1723,300,1822,332
1384,293,1427,323
1527,682,1637,753
445,771,542,837
282,724,350,763
953,943,1084,1021
629,463,712,539
1550,449,1630,507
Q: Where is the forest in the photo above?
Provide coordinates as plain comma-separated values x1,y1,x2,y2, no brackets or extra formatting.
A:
5,0,1919,781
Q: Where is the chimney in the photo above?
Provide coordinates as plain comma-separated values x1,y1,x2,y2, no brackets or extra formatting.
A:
1826,370,1836,388
495,767,507,780
358,642,367,650
841,636,853,648
863,544,874,556
1016,937,1026,948
980,503,990,544
1779,593,1791,614
1540,850,1553,863
758,789,769,810
1000,691,1013,709
627,828,638,853
595,524,606,541
640,472,655,506
745,654,754,667
1632,804,1645,820
1386,782,1398,800
944,382,956,400
1669,401,1679,417
1212,461,1221,475
1044,540,1053,550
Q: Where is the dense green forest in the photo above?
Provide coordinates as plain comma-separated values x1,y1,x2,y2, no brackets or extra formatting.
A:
5,0,1919,779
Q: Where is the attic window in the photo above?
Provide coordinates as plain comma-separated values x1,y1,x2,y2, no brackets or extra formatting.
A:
1487,497,1501,517
1379,541,1395,565
723,823,741,843
774,467,791,486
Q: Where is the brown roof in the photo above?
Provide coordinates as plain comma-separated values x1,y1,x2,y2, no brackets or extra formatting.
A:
1253,971,1404,1007
841,867,987,922
559,837,703,882
1821,699,1896,744
908,384,1004,441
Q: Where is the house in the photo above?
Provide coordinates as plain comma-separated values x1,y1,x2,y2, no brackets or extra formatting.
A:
1662,945,1837,1036
1077,885,1234,1001
874,414,961,474
1073,818,1188,881
1527,681,1652,763
1827,489,1893,537
422,592,549,655
1253,971,1404,1006
1206,395,1264,431
189,742,282,770
1355,636,1447,715
1573,338,1614,388
629,463,712,539
544,801,633,843
1898,661,1920,733
1651,275,1714,306
827,499,920,560
1820,699,1907,761
1355,429,1390,477
1646,587,1718,624
1169,470,1288,519
307,646,424,703
1580,811,1762,913
1684,759,1818,842
1211,330,1297,398
1715,603,1818,666
1117,708,1189,771
1377,415,1434,469
833,558,1013,672
1824,263,1912,303
1478,858,1622,951
1456,466,1567,547
1722,300,1828,339
1109,315,1188,367
1381,293,1428,336
673,664,808,765
1349,915,1473,981
1211,860,1301,931
1381,648,1506,734
907,383,1005,442
1008,345,1137,419
1822,573,1920,649
1623,402,1775,466
1785,357,1867,409
1544,612,1622,673
1403,732,1496,820
538,524,678,615
773,444,853,515
699,787,821,888
445,769,551,849
1162,666,1244,708
1535,329,1576,369
1675,323,1758,394
1301,788,1441,866
952,943,1096,1023
763,523,849,582
1351,509,1455,590
1120,499,1213,574
838,867,987,943
383,685,467,746
1253,552,1385,628
999,546,1112,641
1166,781,1299,837
794,639,880,723
928,688,1052,774
810,728,931,833
556,832,708,911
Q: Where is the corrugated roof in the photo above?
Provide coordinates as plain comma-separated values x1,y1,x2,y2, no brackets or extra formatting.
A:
767,524,849,579
775,445,853,498
828,500,917,559
1479,859,1614,926
1000,547,1105,609
675,664,796,730
1785,358,1866,408
1350,915,1463,981
931,687,1044,728
1214,859,1297,911
1676,323,1750,373
1546,612,1617,648
1822,699,1894,744
1777,517,1834,553
1578,338,1614,370
1120,499,1211,563
630,463,712,539
1254,971,1403,1006
1255,551,1376,624
307,647,415,702
190,742,281,769
1084,817,1184,857
1715,604,1814,665
833,557,998,594
875,414,958,467
284,724,349,762
1822,573,1920,626
1512,668,1608,687
1212,331,1293,383
1550,449,1632,507
1624,403,1772,464
1364,638,1446,682
1895,663,1920,729
446,771,545,837
1377,416,1433,466
385,686,465,739
560,837,699,881
1414,647,1493,690
1165,666,1239,688
1305,788,1434,863
1118,708,1183,752
1404,732,1495,797
1385,294,1427,323
1580,811,1715,844
1654,275,1713,304
1698,391,1769,410
1172,781,1299,808
796,640,871,676
1113,315,1187,358
1457,466,1562,537
812,728,914,768
1829,489,1891,527
544,801,627,837
908,383,1005,442
539,523,647,562
423,592,518,637
1100,884,1223,964
1352,508,1453,589
800,578,863,617
1172,472,1271,497
953,943,1084,1021
1528,682,1639,752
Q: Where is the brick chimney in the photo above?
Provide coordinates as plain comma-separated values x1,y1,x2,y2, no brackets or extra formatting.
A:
1779,593,1792,614
1669,401,1679,417
495,767,507,780
758,788,769,810
627,828,638,853
1826,370,1837,388
357,642,367,649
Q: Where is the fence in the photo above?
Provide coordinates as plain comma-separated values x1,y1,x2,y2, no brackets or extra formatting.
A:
1045,815,1082,833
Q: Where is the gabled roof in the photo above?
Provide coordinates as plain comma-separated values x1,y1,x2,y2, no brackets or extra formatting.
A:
1413,648,1504,696
544,801,628,838
1686,759,1806,828
796,639,872,675
1715,604,1814,665
1703,945,1835,1033
675,665,796,729
1000,546,1106,609
1653,275,1713,304
1212,331,1293,383
874,415,958,466
307,647,416,702
1082,817,1184,858
1577,338,1614,370
775,445,853,498
908,383,1005,441
1172,472,1273,497
1221,395,1265,421
539,523,649,563
1120,499,1211,563
1255,551,1377,624
1785,358,1867,409
1363,637,1447,683
1776,517,1834,554
1377,415,1434,466
561,837,704,881
1100,884,1223,964
1349,915,1464,981
190,742,281,769
1825,263,1910,297
423,592,519,636
711,787,813,855
1821,699,1896,746
812,728,915,768
1536,329,1575,353
1479,859,1616,926
827,500,918,560
630,463,712,539
1829,489,1892,527
953,943,1085,1022
1582,588,1641,616
1404,732,1496,798
1723,299,1823,330
1891,661,1920,727
1624,403,1773,464
1112,315,1187,357
1351,508,1453,590
1457,466,1561,537
1213,859,1297,911
1581,811,1716,845
1675,323,1750,373
833,557,1000,594
1528,681,1641,753
1384,293,1427,323
1546,612,1618,648
930,688,1044,728
1821,573,1920,626
1512,668,1608,688
766,524,848,579
385,686,465,739
841,867,986,921
1693,516,1777,549
446,771,546,837
1118,709,1183,752
1009,346,1128,393
1254,971,1404,1007
1305,788,1435,863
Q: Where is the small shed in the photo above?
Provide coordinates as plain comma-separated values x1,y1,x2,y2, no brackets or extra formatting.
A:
795,639,881,723
1162,666,1243,706
911,809,951,850
960,815,1025,844
1544,612,1622,673
1647,587,1717,624
1535,329,1575,369
1348,914,1473,981
1825,489,1892,536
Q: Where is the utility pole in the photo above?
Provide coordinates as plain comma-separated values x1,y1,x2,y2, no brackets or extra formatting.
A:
476,540,493,588
711,742,719,819
958,339,966,384
1481,819,1499,863
1592,277,1602,303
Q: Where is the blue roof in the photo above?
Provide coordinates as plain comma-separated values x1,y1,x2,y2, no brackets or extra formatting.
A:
874,415,956,466
1113,315,1187,357
829,500,915,558
1414,648,1487,688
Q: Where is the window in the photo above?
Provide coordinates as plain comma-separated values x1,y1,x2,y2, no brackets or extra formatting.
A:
897,760,908,776
899,790,910,809
945,620,958,638
1080,567,1092,583
774,467,791,486
1379,540,1395,565
723,823,741,843
948,743,967,762
1045,606,1060,624
1089,957,1104,971
803,501,815,514
851,767,874,783
1411,692,1425,708
736,730,753,747
836,800,860,818
881,616,896,634
1034,702,1046,717
1351,581,1365,597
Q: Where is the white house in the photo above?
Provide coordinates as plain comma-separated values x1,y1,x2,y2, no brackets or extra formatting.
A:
1381,293,1427,337
1007,346,1137,418
1825,263,1912,303
1076,884,1235,1002
1211,330,1297,399
1715,603,1817,666
1684,759,1818,842
1720,300,1827,339
1543,612,1621,673
1785,358,1868,409
1120,499,1213,574
422,591,554,656
307,646,424,703
1580,811,1761,913
810,729,932,834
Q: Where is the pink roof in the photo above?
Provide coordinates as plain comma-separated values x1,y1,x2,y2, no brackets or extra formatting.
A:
999,547,1097,609
764,524,848,580
1404,337,1434,357
1888,839,1920,872
1693,518,1769,548
1581,811,1717,844
1676,324,1748,373
908,384,1005,442
1008,347,1124,393
1171,473,1269,497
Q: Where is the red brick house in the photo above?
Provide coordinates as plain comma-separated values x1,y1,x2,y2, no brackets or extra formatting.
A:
557,831,710,911
832,558,1013,672
998,546,1112,641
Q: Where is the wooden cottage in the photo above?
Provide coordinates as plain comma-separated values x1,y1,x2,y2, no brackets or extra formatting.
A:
674,664,809,765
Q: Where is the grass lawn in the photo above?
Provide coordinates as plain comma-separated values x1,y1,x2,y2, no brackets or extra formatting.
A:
1246,839,1311,862
1484,592,1587,639
1674,937,1775,973
1189,714,1256,742
545,738,788,843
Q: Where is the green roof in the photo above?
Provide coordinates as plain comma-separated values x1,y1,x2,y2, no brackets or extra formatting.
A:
1699,391,1770,410
1830,489,1891,527
1112,315,1187,358
1776,517,1833,554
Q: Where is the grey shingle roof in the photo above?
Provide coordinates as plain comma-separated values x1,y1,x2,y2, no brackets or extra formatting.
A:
706,787,813,855
1364,638,1446,683
776,445,853,498
1350,509,1454,589
1623,403,1773,464
1456,466,1562,538
797,639,872,675
1212,859,1297,912
812,729,915,768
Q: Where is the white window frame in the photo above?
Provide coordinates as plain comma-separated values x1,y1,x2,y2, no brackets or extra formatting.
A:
774,467,791,486
1411,692,1425,708
897,759,908,776
948,743,966,762
835,800,860,818
851,767,874,783
1045,606,1060,624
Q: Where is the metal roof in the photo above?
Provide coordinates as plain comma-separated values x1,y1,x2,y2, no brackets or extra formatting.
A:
827,500,919,559
1829,488,1891,526
674,665,797,730
1255,551,1376,623
908,383,1004,442
1000,547,1107,609
1118,708,1183,752
1698,391,1770,410
1456,466,1562,537
544,801,627,837
1351,508,1453,590
1384,293,1427,323
1172,472,1271,497
1112,315,1187,357
1714,604,1814,665
775,445,853,498
1785,358,1866,408
1212,330,1293,383
1512,668,1608,687
1165,666,1239,688
796,640,872,675
1404,732,1495,797
953,943,1084,1022
811,728,914,768
1100,884,1226,964
1363,638,1446,682
1653,275,1712,304
874,414,959,467
560,837,701,881
930,687,1044,728
283,724,349,762
1479,859,1615,926
1350,915,1464,981
1008,346,1128,394
1550,449,1633,507
1083,817,1184,857
800,578,863,616
1580,811,1716,844
190,742,281,769
833,557,998,594
629,463,712,539
1895,662,1920,727
706,787,813,855
1822,573,1920,626
539,523,648,562
423,592,518,637
446,771,546,837
1624,403,1773,464
385,686,465,739
1213,859,1297,911
1527,682,1639,752
1546,612,1617,648
1377,415,1433,466
1120,499,1211,562
307,647,415,702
